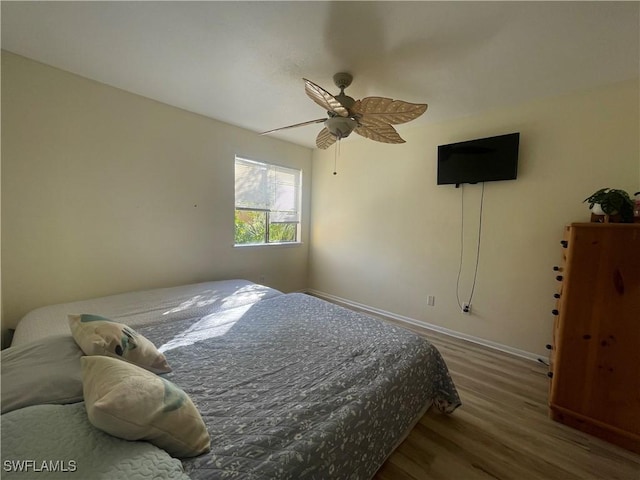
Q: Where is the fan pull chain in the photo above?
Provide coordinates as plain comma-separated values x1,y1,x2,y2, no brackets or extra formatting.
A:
333,138,340,175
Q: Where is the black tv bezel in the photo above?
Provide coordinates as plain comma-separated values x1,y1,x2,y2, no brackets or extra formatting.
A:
437,132,520,187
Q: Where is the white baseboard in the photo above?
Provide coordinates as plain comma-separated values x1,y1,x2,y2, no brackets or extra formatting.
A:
306,289,541,363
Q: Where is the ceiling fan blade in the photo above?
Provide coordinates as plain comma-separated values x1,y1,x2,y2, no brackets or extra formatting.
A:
304,79,349,117
260,118,326,135
352,97,427,125
316,127,337,149
355,123,405,145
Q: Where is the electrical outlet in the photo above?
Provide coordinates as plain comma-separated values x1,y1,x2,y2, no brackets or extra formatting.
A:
462,303,471,314
427,295,436,307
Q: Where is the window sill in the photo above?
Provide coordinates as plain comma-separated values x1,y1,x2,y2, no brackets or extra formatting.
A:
233,242,303,249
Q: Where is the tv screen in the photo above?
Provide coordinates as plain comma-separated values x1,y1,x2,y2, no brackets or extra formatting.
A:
437,132,520,186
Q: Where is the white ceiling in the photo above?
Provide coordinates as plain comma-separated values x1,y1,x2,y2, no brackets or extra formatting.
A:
2,1,639,149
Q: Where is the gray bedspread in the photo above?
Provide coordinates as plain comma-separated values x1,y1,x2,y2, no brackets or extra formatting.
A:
138,293,460,480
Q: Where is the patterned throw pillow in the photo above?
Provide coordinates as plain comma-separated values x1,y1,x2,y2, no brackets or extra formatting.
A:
68,314,171,373
81,356,211,458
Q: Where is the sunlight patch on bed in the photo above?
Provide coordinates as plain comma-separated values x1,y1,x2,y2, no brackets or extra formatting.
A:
162,284,274,316
162,292,224,316
159,304,252,352
220,284,276,309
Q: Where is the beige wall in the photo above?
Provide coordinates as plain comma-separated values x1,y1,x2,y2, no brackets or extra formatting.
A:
1,52,312,333
309,78,639,357
3,50,638,358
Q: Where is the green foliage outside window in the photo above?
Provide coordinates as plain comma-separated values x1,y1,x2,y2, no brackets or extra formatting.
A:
269,222,297,243
235,210,297,244
235,210,266,244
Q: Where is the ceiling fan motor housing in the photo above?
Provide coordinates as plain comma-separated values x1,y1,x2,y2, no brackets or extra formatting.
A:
333,72,356,110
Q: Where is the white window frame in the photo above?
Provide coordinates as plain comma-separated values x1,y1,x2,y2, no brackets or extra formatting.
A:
234,156,302,246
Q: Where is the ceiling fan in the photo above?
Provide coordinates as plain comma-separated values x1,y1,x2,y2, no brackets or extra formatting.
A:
261,73,428,149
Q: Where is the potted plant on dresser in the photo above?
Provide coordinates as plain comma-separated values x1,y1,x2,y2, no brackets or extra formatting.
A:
583,188,635,223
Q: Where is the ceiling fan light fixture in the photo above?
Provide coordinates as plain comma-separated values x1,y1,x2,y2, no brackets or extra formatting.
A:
325,116,357,138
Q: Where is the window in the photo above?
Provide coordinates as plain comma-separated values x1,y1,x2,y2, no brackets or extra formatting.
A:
234,156,301,245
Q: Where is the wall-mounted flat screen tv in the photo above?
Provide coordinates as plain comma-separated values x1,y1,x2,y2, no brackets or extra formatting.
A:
437,132,520,186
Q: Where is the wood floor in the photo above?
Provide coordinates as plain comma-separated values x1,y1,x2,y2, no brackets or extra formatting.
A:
371,322,640,480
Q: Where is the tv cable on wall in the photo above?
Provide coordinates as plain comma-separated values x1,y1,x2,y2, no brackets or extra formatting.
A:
455,182,485,313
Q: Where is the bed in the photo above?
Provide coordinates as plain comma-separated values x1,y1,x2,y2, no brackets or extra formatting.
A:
2,279,460,479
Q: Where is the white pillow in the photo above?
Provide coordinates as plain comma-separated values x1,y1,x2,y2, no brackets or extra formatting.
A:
1,335,84,414
81,356,211,458
69,314,171,373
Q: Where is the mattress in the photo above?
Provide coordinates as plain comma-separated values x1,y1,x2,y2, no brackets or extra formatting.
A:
11,279,282,346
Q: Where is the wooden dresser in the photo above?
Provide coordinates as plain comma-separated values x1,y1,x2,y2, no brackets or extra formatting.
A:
548,223,640,453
